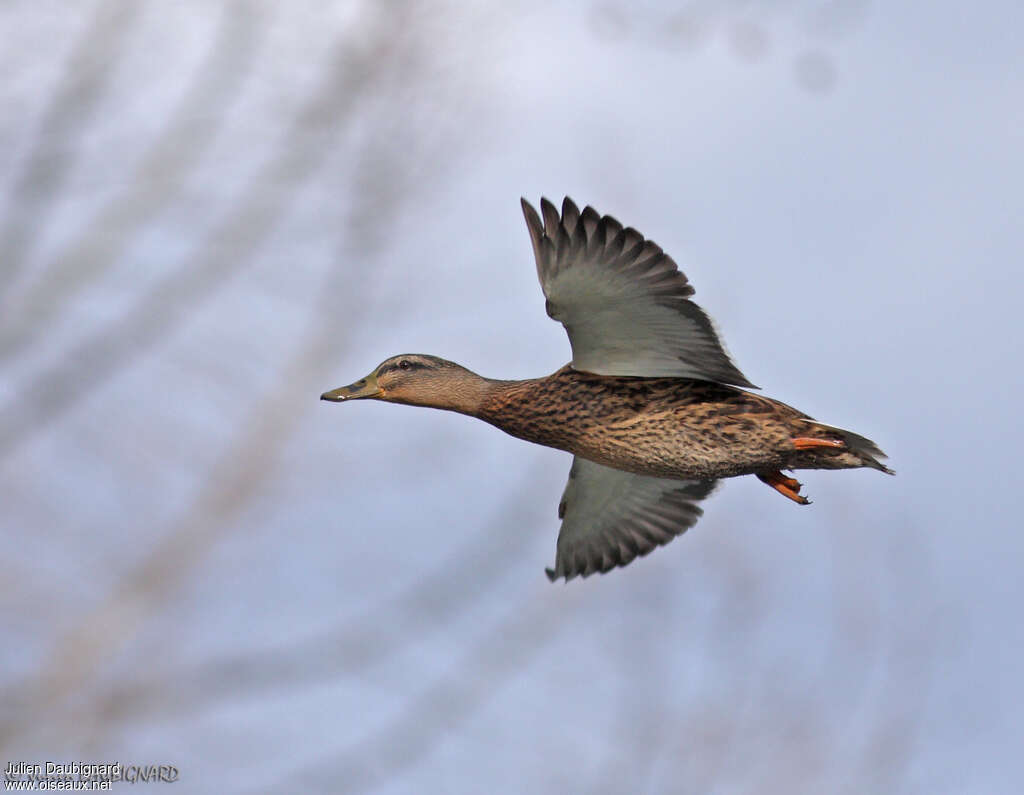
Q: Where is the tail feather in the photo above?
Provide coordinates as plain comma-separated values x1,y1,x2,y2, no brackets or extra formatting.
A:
796,419,894,474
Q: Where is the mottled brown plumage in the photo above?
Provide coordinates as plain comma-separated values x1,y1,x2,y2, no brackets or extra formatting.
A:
322,197,892,582
477,365,889,481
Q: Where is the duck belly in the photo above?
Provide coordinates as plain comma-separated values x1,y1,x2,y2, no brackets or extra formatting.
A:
568,409,795,481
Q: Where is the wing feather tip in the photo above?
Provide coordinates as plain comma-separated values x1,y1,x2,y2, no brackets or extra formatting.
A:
520,197,540,227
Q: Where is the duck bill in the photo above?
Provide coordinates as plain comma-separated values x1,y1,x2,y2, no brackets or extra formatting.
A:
320,372,382,402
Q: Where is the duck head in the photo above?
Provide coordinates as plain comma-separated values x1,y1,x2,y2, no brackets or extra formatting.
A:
321,354,487,413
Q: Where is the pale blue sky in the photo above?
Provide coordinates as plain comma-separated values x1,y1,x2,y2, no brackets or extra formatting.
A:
1,1,1021,792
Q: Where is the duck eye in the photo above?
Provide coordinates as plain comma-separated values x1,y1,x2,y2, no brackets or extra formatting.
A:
398,359,411,371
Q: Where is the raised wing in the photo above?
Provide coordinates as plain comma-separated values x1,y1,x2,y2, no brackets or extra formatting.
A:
521,197,755,387
547,457,718,582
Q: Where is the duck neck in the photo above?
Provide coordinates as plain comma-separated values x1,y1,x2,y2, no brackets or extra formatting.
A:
475,378,537,423
440,373,507,416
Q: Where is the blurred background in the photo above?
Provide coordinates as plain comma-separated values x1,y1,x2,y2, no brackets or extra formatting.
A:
1,1,1021,792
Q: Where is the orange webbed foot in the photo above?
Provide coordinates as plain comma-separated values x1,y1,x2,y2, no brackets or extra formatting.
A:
757,471,811,505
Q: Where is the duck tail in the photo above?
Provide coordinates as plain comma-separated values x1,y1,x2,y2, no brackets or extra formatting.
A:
796,419,895,474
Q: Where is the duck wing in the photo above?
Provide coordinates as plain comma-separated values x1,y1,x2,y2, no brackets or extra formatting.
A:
521,196,755,387
547,456,717,582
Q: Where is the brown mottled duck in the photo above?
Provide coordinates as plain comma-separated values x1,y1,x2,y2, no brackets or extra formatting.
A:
322,197,892,582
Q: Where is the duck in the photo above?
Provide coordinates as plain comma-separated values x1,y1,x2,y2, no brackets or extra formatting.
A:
322,197,892,582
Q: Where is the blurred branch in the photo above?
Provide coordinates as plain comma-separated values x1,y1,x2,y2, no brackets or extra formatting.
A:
0,0,144,296
648,509,935,793
283,587,578,795
0,0,451,748
636,529,767,795
82,469,548,733
0,1,261,361
594,575,683,794
591,0,868,95
0,4,398,459
842,525,937,795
